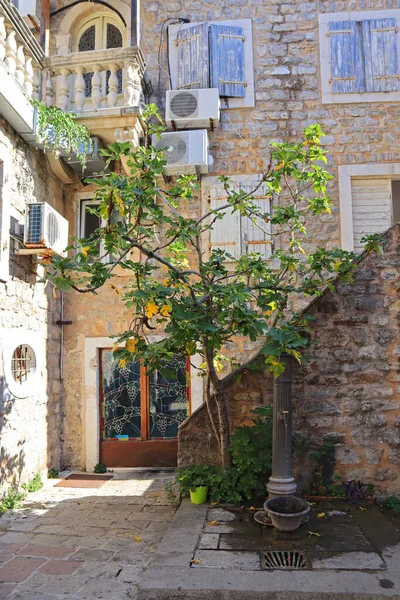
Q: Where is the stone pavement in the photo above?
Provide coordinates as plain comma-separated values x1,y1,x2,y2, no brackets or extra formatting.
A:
0,470,176,600
3,475,400,600
139,500,400,600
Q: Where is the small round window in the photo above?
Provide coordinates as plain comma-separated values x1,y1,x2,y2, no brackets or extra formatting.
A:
11,345,36,385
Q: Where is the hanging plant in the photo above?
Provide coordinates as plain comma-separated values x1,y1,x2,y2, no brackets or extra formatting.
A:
32,100,92,167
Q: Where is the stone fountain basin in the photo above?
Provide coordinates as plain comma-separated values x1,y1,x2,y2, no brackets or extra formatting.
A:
265,496,311,532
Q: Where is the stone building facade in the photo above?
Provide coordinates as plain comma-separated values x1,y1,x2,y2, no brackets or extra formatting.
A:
0,118,64,492
0,0,400,491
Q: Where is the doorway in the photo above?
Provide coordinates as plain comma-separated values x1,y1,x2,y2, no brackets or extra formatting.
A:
99,349,190,467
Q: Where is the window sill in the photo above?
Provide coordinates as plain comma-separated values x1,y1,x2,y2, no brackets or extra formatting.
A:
322,90,400,105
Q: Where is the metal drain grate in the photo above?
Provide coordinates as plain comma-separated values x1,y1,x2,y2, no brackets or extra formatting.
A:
262,550,309,570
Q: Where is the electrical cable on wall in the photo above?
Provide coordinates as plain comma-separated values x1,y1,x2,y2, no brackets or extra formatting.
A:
156,17,190,105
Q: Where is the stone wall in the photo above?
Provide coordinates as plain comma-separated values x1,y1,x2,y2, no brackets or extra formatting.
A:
0,117,64,492
179,224,400,496
140,0,400,253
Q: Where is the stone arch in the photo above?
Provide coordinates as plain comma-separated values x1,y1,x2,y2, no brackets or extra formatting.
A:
53,0,130,55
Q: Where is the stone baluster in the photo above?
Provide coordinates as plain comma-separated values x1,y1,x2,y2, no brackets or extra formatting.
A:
24,56,33,97
123,60,141,107
32,68,40,100
75,66,85,111
107,63,119,107
58,68,70,111
44,69,54,106
5,29,17,75
0,17,6,62
15,44,25,86
91,65,102,110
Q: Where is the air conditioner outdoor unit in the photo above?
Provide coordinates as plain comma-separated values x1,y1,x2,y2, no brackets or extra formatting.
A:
24,202,68,256
60,137,108,177
152,130,212,176
166,89,220,129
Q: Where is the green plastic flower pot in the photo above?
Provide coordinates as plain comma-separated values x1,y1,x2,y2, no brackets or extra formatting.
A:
190,486,208,504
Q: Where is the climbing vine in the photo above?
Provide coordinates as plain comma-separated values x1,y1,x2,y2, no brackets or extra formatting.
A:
32,100,91,167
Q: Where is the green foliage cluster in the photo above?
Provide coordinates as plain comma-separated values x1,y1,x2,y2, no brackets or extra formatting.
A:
172,406,273,503
229,405,273,500
22,473,43,493
177,464,214,494
381,495,400,514
94,463,107,474
48,469,59,479
32,100,92,167
0,488,27,514
306,435,343,496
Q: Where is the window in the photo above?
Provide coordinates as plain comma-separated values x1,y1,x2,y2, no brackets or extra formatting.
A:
319,11,400,104
100,351,189,441
80,199,103,259
204,177,273,260
11,345,36,385
79,198,122,262
75,14,124,98
80,199,101,239
338,164,400,251
3,333,42,399
168,20,254,108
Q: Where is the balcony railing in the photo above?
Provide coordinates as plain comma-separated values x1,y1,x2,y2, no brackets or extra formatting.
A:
46,47,147,114
0,0,43,99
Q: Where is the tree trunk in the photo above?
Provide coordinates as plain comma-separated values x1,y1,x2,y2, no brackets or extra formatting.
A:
214,387,231,468
203,344,231,468
205,374,221,447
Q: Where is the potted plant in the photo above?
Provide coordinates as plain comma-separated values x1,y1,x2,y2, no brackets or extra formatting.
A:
177,465,213,505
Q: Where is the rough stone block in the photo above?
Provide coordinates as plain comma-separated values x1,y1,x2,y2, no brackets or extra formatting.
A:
192,550,261,570
387,449,400,465
335,446,361,465
374,469,398,481
198,534,219,550
364,448,384,465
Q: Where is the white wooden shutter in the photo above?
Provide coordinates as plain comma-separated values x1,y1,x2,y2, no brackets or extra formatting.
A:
176,23,209,90
240,183,272,259
351,178,393,253
209,183,241,260
328,21,366,93
363,18,399,92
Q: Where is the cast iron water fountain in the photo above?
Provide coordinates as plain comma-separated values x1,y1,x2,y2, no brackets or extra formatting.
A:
254,354,310,532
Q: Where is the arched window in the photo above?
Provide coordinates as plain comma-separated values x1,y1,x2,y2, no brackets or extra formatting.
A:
75,14,124,98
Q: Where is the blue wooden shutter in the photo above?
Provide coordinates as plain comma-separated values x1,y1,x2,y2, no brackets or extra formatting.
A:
363,18,399,92
209,24,246,97
328,21,365,93
176,23,209,89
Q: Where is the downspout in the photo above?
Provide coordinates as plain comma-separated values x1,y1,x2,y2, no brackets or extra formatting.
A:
60,291,64,380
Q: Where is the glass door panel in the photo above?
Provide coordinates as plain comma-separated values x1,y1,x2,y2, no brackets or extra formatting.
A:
148,357,189,439
101,350,141,439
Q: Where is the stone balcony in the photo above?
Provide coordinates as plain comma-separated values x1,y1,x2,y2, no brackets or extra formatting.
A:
0,0,43,143
45,46,148,145
0,0,149,155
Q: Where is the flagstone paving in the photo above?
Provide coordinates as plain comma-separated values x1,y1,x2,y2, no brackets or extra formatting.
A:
0,470,176,599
